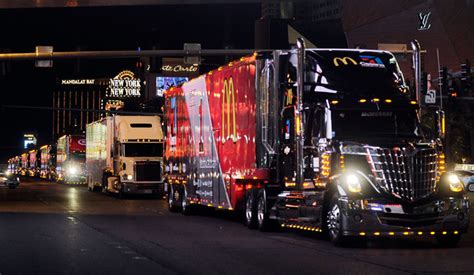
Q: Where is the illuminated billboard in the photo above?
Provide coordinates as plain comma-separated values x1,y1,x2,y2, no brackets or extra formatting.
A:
156,76,188,97
23,134,37,149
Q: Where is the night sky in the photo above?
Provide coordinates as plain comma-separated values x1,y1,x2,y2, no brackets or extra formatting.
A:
0,4,260,162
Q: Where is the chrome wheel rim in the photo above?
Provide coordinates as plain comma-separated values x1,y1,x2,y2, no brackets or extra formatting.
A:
181,190,187,211
245,195,253,224
168,186,174,208
257,197,265,226
327,203,341,238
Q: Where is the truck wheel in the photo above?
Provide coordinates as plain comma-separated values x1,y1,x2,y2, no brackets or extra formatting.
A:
257,191,277,232
436,234,461,247
245,189,258,229
118,186,127,199
181,189,194,215
168,185,180,213
326,193,350,246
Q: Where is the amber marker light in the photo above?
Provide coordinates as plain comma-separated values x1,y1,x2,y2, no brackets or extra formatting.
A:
374,232,381,236
359,99,367,103
359,232,366,236
430,231,436,235
389,232,395,236
410,101,417,105
330,100,339,105
385,99,392,103
417,232,423,235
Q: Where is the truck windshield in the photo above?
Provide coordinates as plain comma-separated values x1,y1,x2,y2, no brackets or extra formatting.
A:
70,153,85,162
305,50,408,99
123,143,163,157
331,108,421,140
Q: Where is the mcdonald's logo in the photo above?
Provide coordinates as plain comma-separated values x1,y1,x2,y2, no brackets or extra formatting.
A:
222,77,237,143
333,57,358,67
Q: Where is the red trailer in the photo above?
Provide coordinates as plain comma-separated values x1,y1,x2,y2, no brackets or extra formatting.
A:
165,55,263,211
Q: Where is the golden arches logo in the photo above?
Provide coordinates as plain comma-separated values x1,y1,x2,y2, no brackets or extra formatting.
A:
222,78,237,143
333,57,357,67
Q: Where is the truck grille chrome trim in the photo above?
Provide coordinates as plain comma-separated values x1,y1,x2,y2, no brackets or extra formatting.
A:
367,147,437,201
134,161,162,182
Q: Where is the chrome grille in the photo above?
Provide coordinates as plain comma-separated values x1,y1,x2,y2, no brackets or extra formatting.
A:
367,147,437,201
135,161,162,182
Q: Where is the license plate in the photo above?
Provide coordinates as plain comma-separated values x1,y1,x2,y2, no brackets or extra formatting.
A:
384,204,404,214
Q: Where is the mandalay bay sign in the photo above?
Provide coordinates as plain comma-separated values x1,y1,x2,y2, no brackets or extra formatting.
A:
107,70,142,97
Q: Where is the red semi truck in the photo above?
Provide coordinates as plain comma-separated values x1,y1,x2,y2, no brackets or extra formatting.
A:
164,41,470,246
56,134,86,184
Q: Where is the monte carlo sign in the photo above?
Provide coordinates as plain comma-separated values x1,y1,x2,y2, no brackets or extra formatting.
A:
107,70,141,98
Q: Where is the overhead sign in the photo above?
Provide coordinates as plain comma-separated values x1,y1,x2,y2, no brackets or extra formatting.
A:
183,43,201,65
35,46,53,68
107,70,141,98
378,43,407,52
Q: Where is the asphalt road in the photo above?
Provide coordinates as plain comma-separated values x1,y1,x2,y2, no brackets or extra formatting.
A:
0,179,473,275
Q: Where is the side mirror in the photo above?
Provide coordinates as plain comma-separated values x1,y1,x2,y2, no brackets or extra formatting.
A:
324,107,332,140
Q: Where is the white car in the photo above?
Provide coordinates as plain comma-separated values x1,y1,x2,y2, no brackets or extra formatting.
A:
455,170,474,192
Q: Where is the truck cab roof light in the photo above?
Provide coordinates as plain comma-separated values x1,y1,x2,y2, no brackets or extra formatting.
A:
330,100,339,105
372,98,380,102
358,99,367,103
385,99,392,103
410,101,417,105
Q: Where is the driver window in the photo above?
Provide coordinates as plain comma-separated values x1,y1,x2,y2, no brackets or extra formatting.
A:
311,109,323,145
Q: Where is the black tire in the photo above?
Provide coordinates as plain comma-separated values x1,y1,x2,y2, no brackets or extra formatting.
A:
168,184,180,213
245,189,258,229
326,193,352,246
256,191,277,232
180,188,195,215
118,186,127,199
436,234,462,247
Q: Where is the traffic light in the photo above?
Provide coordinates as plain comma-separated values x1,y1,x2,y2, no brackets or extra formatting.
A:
461,59,471,95
421,72,428,95
439,66,448,92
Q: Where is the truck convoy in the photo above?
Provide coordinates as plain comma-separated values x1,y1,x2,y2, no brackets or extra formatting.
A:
165,39,470,246
86,115,164,196
56,134,87,184
39,144,57,180
28,149,40,177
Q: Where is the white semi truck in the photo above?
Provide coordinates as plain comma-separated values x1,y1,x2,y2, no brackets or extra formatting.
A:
86,115,164,196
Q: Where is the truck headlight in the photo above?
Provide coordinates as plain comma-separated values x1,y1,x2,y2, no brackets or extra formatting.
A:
447,174,463,192
68,166,78,175
346,173,361,193
127,174,133,180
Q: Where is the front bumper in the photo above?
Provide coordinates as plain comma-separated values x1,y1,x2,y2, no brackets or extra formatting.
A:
121,181,164,195
64,175,86,184
340,196,470,236
1,180,19,187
